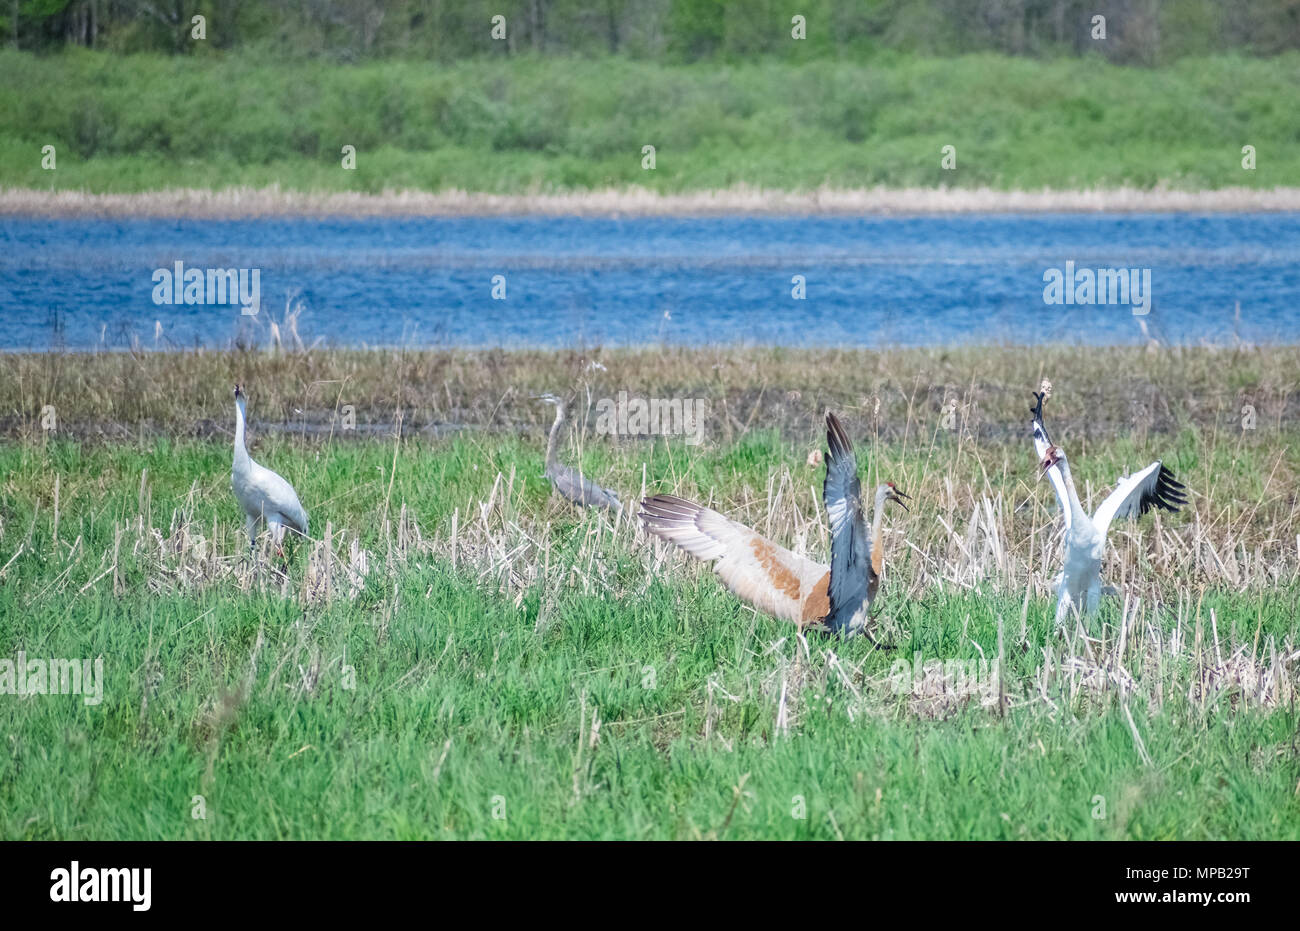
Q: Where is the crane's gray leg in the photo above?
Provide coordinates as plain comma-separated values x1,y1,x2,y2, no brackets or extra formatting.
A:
1054,590,1073,627
1085,580,1102,615
859,611,896,650
245,515,258,557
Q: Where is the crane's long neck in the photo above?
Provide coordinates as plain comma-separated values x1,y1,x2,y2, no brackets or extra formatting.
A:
870,486,889,573
1057,458,1088,528
544,403,565,472
234,398,251,472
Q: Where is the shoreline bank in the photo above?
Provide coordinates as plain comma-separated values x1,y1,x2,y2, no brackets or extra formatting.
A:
3,343,1295,441
6,185,1300,219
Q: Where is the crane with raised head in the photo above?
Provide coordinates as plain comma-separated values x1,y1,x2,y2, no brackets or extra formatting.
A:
1031,390,1186,624
232,384,309,558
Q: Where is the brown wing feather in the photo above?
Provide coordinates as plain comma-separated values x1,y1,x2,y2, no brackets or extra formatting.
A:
802,571,831,628
640,494,830,627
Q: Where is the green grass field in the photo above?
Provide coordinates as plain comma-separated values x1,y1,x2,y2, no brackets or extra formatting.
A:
2,49,1298,196
1,346,1297,839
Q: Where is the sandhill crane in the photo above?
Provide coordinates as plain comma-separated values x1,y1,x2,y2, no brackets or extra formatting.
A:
232,385,309,557
1031,390,1185,624
535,393,623,515
639,412,907,639
822,411,909,638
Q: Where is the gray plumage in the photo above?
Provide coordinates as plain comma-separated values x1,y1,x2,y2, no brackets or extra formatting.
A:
535,394,623,515
823,412,870,635
823,412,909,638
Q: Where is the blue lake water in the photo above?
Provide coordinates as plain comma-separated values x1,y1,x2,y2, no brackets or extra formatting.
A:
2,213,1298,350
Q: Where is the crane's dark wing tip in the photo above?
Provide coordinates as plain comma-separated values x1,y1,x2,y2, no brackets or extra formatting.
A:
1131,463,1188,516
1153,464,1187,511
639,494,701,524
825,411,852,462
1030,391,1046,420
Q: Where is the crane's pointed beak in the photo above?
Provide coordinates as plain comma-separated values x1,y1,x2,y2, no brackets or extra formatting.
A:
890,489,911,511
1038,447,1059,479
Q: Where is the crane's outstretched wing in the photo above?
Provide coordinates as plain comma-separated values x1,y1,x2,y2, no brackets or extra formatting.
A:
1031,390,1072,532
639,494,829,626
1092,460,1186,539
550,464,623,513
823,412,870,630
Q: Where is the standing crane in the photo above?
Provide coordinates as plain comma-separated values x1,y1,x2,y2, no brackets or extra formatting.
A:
534,393,623,515
639,411,908,639
232,385,309,558
1031,390,1186,623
